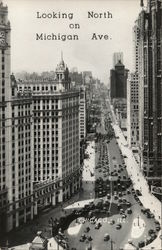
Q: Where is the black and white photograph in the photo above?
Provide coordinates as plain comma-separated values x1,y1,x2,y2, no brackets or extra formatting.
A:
0,0,161,249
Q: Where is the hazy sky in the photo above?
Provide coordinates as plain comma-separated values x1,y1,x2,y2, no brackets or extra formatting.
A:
3,0,145,84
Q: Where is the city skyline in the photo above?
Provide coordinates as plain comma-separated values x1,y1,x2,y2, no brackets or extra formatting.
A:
4,0,146,84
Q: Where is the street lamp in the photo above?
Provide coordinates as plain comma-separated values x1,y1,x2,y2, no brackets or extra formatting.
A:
109,239,115,250
137,215,140,226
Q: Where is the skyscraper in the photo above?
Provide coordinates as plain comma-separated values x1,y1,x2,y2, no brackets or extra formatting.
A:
127,73,139,150
127,22,140,151
0,3,34,232
0,2,81,232
110,61,128,100
79,87,86,140
17,58,81,210
0,2,12,232
138,0,162,187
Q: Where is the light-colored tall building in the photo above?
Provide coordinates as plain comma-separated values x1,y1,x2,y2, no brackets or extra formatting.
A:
132,22,140,72
113,52,124,68
0,3,34,232
0,2,11,232
0,2,81,232
127,22,140,151
17,58,81,205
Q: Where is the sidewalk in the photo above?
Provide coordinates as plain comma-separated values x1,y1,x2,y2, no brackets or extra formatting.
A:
8,140,96,250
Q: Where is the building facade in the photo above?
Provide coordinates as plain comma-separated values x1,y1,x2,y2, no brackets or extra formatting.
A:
110,61,128,101
79,88,86,140
0,3,34,232
138,0,162,187
17,59,81,210
127,22,140,151
0,2,81,232
127,73,139,150
0,2,12,232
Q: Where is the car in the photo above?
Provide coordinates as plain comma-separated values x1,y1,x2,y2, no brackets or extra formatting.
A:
114,195,118,200
98,192,103,197
150,233,156,240
87,236,92,241
116,223,122,229
138,201,143,206
117,204,121,210
122,213,127,218
104,233,110,241
127,208,132,214
134,194,139,201
107,194,111,199
155,220,160,225
156,226,161,231
80,234,86,242
128,239,132,244
136,189,142,196
146,212,155,218
148,229,155,235
110,219,115,225
138,241,145,248
95,223,101,229
126,202,131,207
141,208,148,214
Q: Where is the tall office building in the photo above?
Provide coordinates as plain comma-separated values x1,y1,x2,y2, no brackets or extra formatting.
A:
113,52,124,68
0,1,12,232
17,58,81,206
138,0,162,187
127,73,139,150
110,61,128,100
0,2,81,232
0,3,34,232
132,22,140,72
79,87,86,140
127,22,140,150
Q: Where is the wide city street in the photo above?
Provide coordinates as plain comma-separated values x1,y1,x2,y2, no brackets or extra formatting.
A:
3,97,161,250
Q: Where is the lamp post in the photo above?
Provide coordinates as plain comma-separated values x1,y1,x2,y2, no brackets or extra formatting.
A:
110,239,115,250
137,214,140,226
